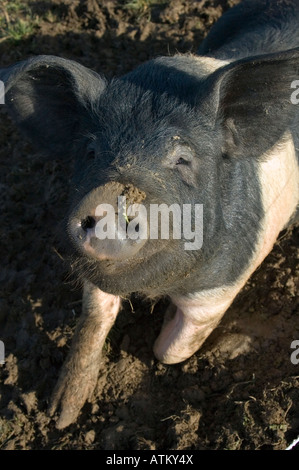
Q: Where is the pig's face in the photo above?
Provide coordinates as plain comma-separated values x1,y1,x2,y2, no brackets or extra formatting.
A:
1,51,298,298
67,80,219,296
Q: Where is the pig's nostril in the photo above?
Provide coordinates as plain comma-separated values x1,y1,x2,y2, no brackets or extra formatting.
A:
81,216,96,232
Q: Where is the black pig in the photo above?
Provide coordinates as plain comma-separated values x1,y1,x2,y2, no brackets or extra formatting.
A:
1,0,299,428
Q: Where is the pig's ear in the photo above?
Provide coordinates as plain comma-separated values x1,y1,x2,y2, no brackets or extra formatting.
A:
207,48,299,158
0,55,106,155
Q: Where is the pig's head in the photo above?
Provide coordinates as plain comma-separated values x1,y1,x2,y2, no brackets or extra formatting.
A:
1,51,298,296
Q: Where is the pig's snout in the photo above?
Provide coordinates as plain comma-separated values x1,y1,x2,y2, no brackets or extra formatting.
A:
69,183,148,261
76,213,147,261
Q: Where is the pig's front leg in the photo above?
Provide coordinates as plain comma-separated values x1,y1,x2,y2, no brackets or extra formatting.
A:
153,289,238,364
49,280,121,429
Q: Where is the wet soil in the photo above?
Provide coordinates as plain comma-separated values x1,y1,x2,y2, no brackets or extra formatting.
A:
0,0,298,450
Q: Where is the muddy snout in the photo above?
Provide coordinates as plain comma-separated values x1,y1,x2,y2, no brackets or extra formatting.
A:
69,182,147,261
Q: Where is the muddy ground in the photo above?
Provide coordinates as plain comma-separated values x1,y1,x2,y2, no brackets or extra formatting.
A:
0,0,298,451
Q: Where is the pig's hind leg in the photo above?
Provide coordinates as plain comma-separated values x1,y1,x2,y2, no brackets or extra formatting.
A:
49,280,121,429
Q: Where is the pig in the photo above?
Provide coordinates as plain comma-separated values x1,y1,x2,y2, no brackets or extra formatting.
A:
1,0,299,429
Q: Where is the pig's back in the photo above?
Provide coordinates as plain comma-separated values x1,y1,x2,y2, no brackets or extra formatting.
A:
198,0,299,60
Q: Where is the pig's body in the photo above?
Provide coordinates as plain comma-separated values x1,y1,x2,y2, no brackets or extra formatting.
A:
1,0,299,428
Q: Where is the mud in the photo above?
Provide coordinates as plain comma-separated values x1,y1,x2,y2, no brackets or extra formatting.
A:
121,185,147,205
0,0,298,450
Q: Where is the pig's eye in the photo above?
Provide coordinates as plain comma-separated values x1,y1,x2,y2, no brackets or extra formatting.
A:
176,157,190,166
163,145,197,185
